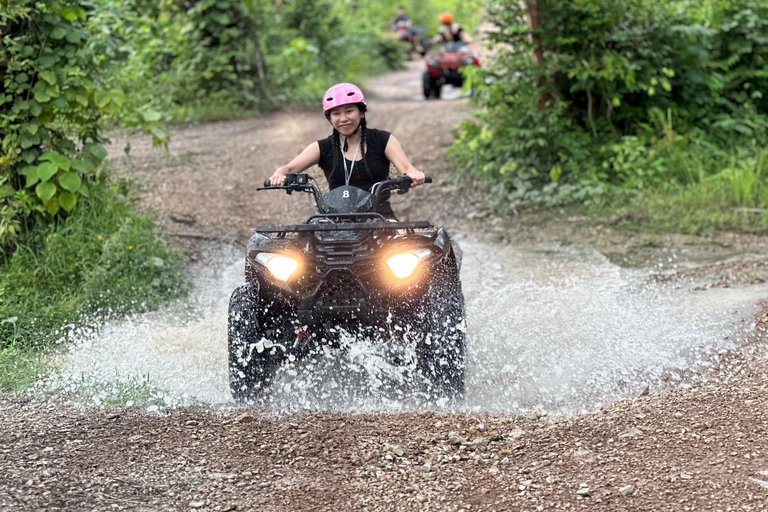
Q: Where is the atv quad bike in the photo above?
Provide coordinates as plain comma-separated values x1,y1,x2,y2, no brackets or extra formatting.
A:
393,23,429,58
423,41,480,99
228,174,465,403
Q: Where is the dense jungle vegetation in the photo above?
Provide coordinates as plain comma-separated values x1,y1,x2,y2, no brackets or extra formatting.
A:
451,0,768,233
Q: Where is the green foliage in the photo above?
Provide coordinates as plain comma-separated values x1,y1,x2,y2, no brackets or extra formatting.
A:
51,373,171,408
0,0,414,251
0,0,111,246
450,0,768,224
352,0,485,36
0,344,49,393
629,150,768,234
90,0,405,123
0,180,190,350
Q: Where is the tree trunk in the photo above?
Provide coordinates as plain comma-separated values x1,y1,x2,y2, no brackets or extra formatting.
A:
524,0,550,106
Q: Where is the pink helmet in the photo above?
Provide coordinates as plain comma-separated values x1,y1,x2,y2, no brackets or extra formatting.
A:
322,83,367,113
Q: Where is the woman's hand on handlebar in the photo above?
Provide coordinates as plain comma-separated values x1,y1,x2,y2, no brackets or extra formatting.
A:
404,168,426,187
268,171,287,187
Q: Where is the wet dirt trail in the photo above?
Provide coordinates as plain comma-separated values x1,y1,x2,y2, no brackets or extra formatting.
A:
3,62,768,511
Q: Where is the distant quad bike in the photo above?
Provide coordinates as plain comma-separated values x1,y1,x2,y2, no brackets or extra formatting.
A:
423,41,480,99
228,174,465,403
392,22,429,58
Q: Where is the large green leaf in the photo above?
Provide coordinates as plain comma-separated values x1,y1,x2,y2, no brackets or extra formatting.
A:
44,197,60,216
40,151,71,171
19,135,33,150
70,158,91,173
33,82,51,103
82,143,108,165
60,6,80,21
108,89,125,107
36,162,58,182
58,172,82,193
142,110,162,122
58,192,77,212
39,70,57,85
65,30,81,44
22,167,40,187
38,55,58,69
36,181,57,202
50,27,68,40
94,89,110,108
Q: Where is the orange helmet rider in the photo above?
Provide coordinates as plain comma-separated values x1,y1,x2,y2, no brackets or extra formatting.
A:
440,12,454,25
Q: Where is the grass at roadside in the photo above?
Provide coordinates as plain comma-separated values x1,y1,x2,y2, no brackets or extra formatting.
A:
590,150,768,236
453,142,768,238
0,180,190,393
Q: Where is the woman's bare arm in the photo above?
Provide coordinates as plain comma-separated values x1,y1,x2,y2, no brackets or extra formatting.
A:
384,135,425,186
268,142,321,186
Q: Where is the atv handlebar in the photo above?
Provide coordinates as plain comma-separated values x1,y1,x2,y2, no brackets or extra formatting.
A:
262,174,431,190
259,174,431,212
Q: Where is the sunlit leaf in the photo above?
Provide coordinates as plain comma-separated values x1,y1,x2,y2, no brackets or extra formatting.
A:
36,181,57,202
40,152,71,171
39,70,57,85
36,162,58,182
23,167,40,187
141,109,162,122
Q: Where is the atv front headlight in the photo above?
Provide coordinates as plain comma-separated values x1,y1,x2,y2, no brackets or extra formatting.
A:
386,249,432,279
256,253,299,282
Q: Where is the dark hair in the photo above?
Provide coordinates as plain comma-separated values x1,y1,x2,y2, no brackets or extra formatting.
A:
328,103,372,183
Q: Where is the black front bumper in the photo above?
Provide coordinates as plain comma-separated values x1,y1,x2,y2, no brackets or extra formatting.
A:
436,69,465,87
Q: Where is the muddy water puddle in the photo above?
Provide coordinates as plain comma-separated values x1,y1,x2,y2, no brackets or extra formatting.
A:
48,240,768,415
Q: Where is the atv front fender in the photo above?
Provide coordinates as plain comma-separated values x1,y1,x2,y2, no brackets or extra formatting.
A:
435,227,462,271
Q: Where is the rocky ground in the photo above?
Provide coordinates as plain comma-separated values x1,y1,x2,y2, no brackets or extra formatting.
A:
2,61,768,511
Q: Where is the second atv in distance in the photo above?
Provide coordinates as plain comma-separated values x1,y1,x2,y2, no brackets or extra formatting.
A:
228,174,466,405
423,42,480,99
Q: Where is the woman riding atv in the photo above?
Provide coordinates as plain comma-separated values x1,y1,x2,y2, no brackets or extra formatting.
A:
268,83,425,220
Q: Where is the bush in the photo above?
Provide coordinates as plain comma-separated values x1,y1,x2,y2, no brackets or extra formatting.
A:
0,180,190,350
449,0,768,220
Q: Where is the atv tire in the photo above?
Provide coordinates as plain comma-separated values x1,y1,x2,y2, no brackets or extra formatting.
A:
423,71,441,99
416,256,466,400
228,283,280,402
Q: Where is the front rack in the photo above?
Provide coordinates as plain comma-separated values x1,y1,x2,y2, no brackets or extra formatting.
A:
254,220,433,234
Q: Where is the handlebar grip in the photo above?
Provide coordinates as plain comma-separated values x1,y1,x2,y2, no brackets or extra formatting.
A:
425,177,432,184
264,179,271,187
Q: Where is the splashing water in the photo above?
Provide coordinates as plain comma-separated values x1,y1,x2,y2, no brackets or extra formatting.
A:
461,242,767,414
48,240,767,414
